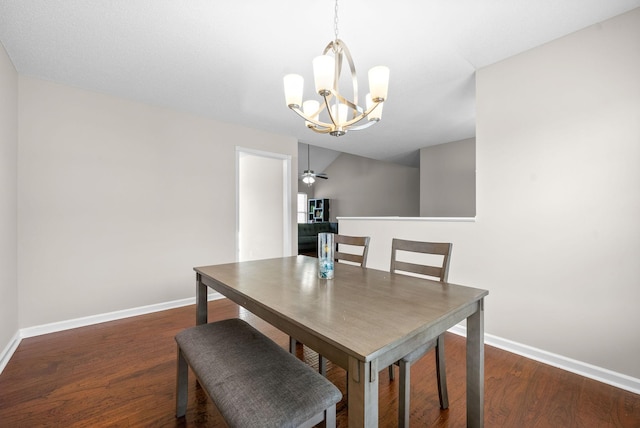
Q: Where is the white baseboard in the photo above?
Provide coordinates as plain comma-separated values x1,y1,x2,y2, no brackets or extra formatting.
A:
0,330,22,374
0,292,224,374
19,292,223,338
2,297,638,396
448,324,640,395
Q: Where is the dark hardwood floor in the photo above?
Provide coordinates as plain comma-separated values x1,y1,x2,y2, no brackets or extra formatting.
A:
1,298,638,427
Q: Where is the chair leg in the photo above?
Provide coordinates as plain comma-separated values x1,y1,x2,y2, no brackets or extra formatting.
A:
345,371,349,397
435,334,449,409
398,359,410,428
289,336,297,354
319,355,327,376
176,346,188,418
325,403,337,428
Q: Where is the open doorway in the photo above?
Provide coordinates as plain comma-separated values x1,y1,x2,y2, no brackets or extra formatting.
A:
236,147,291,262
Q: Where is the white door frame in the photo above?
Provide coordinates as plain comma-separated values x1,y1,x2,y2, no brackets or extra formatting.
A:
235,147,292,261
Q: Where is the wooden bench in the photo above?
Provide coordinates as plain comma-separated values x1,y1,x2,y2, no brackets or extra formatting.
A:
175,318,342,428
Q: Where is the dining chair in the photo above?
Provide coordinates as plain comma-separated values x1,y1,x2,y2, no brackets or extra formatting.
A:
388,238,452,427
290,234,371,376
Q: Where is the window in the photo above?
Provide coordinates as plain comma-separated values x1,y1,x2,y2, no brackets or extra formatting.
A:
297,193,308,224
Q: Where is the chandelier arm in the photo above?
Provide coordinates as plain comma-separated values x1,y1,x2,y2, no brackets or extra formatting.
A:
322,41,336,56
288,105,334,130
289,96,382,133
339,100,383,128
310,98,328,118
343,119,379,132
334,93,364,115
323,40,362,116
322,93,339,128
307,126,334,134
335,40,359,111
333,50,342,112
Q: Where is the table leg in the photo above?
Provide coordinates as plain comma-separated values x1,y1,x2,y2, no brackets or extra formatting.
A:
196,273,208,325
466,298,485,428
348,356,378,427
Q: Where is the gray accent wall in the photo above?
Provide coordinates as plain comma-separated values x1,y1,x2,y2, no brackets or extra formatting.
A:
420,138,476,217
312,152,420,220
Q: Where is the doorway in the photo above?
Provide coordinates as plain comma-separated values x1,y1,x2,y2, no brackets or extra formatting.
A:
236,147,291,262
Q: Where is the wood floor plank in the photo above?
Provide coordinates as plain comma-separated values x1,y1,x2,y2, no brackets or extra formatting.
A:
1,298,639,427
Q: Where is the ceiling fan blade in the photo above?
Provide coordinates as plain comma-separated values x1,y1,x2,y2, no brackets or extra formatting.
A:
300,147,329,180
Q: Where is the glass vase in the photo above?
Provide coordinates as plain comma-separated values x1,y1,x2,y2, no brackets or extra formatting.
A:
317,232,334,279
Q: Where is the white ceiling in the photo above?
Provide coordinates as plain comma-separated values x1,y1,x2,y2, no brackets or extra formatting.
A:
1,0,639,168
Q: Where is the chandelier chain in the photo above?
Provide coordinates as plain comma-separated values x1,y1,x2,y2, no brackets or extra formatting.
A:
334,0,339,41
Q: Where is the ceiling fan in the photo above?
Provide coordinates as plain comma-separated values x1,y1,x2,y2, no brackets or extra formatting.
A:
301,143,328,187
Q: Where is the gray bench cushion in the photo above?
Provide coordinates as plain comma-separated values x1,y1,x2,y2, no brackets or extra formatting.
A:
176,318,341,428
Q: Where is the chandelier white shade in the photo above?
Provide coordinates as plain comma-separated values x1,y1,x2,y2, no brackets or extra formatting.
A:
283,74,304,107
283,0,389,137
368,66,390,101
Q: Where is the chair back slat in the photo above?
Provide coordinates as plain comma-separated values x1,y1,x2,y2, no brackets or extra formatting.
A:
334,234,370,267
390,238,452,282
392,261,443,278
335,251,364,265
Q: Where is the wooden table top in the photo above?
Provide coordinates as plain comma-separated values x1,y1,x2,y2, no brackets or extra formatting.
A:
195,255,488,364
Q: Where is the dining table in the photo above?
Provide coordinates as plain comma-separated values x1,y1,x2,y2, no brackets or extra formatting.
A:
194,255,488,427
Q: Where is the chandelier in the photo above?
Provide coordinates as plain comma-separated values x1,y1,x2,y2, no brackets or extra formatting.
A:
283,0,389,137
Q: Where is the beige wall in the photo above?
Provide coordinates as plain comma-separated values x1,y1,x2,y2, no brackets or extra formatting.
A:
341,8,640,380
17,77,298,327
313,152,420,220
420,138,476,217
0,43,19,361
